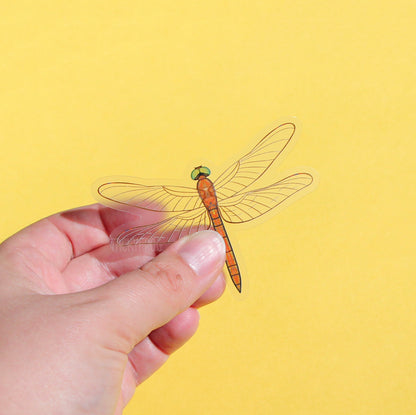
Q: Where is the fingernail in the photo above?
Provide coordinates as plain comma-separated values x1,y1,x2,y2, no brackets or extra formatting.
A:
177,231,225,277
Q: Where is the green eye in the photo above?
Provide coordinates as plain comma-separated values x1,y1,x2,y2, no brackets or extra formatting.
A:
191,166,211,180
191,169,199,180
200,166,211,176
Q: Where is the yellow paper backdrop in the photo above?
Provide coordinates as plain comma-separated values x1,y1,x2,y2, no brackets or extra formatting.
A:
1,1,415,414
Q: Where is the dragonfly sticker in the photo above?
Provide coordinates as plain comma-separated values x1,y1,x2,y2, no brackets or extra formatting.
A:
95,122,313,293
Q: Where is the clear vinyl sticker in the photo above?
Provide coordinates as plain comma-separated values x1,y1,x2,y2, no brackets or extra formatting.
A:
94,121,316,294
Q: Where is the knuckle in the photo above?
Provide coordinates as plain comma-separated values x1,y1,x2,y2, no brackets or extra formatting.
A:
141,259,187,294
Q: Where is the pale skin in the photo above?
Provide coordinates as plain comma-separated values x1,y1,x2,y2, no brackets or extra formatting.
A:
0,204,226,415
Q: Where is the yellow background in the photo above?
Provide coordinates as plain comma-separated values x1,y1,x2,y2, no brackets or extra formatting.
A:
1,1,415,414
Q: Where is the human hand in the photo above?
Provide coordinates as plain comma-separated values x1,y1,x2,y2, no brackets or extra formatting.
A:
0,204,226,415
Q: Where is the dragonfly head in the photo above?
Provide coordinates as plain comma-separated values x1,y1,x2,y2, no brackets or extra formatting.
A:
191,166,211,180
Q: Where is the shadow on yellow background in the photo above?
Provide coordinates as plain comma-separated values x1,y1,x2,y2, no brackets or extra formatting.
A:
0,1,414,414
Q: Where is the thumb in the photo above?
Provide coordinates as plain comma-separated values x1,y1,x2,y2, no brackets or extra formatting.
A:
85,230,225,349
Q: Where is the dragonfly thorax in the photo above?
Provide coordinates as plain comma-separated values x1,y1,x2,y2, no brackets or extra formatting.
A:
197,176,218,210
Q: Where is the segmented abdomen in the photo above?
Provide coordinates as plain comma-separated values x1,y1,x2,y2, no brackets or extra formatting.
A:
208,207,241,292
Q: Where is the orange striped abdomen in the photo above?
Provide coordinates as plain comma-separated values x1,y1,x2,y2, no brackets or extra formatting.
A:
197,176,241,292
208,206,242,293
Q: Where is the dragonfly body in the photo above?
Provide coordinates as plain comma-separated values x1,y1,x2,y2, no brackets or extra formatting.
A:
196,172,241,292
95,122,314,293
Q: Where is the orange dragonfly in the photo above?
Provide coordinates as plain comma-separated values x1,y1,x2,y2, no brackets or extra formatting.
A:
95,122,313,293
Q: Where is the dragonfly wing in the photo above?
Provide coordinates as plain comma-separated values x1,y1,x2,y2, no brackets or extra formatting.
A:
95,179,203,213
214,122,296,199
218,172,313,223
112,206,212,246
